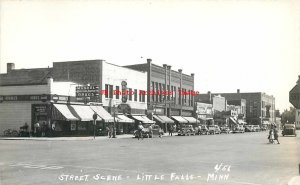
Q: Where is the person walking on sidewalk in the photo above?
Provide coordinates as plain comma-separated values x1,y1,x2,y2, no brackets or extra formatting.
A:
274,126,280,144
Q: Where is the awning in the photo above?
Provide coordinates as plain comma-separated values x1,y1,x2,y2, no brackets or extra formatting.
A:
52,104,79,121
116,115,135,123
131,115,155,124
70,105,101,121
158,115,175,124
141,115,156,124
90,106,114,122
262,121,270,125
153,115,165,123
171,116,188,124
183,117,198,124
229,117,237,124
237,120,246,124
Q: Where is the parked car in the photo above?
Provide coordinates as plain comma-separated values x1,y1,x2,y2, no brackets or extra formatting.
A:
244,125,254,132
150,124,164,138
178,125,196,136
252,125,261,132
282,124,297,137
197,125,209,135
208,125,221,135
220,126,231,134
232,125,245,133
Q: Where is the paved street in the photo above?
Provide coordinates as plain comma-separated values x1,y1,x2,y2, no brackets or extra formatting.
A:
0,131,299,185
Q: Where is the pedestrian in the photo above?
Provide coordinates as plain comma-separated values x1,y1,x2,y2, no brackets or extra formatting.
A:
169,125,173,136
268,126,274,144
148,124,154,138
137,122,144,140
106,124,112,138
34,122,40,137
273,126,280,144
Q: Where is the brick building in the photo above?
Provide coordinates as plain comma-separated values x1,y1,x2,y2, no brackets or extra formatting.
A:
195,89,275,125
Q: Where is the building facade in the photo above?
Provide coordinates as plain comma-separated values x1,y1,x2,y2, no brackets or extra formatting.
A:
124,59,195,117
195,89,275,125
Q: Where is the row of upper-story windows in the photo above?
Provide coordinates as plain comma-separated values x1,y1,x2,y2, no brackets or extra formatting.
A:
151,81,193,106
104,84,146,103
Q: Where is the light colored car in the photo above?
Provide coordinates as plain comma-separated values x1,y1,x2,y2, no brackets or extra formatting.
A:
208,125,221,135
252,125,261,132
220,126,231,134
232,125,245,133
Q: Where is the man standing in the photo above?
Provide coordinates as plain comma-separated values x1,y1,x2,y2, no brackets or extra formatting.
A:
274,126,280,144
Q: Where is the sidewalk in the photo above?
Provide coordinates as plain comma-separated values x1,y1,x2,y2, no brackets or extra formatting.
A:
0,132,175,141
0,134,134,141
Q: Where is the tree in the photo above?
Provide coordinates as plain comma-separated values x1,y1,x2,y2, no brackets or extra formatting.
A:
281,107,296,124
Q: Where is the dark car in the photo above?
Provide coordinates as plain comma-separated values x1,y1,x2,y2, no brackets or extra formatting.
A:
197,125,209,135
232,125,245,133
178,125,196,136
282,124,297,136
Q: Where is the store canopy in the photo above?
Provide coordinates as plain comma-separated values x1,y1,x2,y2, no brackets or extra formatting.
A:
229,117,237,124
90,106,114,122
262,121,270,125
171,116,189,124
116,115,135,123
131,115,155,124
153,115,165,123
52,104,79,121
70,105,101,121
237,120,246,124
158,115,175,124
183,117,198,124
141,115,156,124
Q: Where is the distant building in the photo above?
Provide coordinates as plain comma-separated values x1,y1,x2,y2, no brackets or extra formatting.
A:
195,89,275,125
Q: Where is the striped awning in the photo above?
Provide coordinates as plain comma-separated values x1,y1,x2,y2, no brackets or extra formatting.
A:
157,115,175,124
90,106,114,122
153,115,165,123
171,116,189,124
116,115,135,123
182,117,198,124
70,105,101,121
52,104,79,121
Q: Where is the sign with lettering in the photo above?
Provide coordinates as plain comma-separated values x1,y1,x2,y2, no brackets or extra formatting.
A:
0,95,50,102
76,86,100,97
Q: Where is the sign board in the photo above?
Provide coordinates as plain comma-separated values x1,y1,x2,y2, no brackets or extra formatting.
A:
0,95,50,102
289,76,300,108
76,85,100,97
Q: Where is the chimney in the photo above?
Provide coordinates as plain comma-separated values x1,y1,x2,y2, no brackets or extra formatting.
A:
147,58,152,64
208,91,212,103
191,73,194,77
163,64,167,68
178,69,182,73
297,75,300,84
237,89,240,93
7,63,15,73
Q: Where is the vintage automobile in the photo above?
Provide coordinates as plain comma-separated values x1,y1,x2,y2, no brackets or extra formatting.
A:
150,124,164,138
208,125,221,135
232,125,245,133
244,125,254,132
220,126,231,134
178,125,196,136
196,125,209,135
282,124,297,137
252,125,261,132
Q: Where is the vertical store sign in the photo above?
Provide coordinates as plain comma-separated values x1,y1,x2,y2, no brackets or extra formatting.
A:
121,81,128,103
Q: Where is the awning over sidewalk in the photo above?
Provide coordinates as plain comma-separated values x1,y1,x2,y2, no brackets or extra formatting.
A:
157,115,175,124
116,115,135,123
153,115,165,123
183,117,198,124
70,105,101,121
229,117,237,124
171,116,188,124
90,106,114,122
131,115,155,124
52,104,79,121
237,120,246,124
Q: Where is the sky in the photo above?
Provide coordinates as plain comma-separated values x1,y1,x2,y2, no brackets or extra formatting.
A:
0,0,300,112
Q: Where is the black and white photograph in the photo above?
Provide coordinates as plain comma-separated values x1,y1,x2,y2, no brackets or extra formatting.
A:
0,0,300,185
